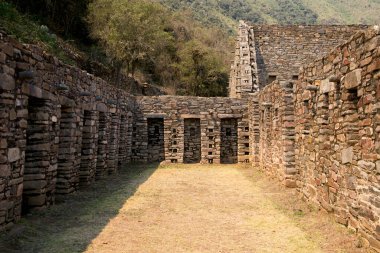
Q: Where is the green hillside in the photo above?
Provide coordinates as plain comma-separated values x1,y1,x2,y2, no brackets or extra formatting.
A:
158,0,380,33
1,0,378,97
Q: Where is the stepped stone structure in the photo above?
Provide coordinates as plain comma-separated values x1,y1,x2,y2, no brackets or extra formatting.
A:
0,22,379,250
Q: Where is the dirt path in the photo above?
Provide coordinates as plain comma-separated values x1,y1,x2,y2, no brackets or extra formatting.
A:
83,164,371,253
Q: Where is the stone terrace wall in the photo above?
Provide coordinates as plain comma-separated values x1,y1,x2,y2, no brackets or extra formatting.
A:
253,25,366,88
295,28,380,249
252,80,296,187
0,31,135,230
133,96,250,164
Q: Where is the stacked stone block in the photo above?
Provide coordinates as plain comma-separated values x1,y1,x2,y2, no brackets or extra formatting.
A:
107,111,120,174
23,97,58,209
229,21,260,98
96,112,109,179
56,106,81,194
79,110,98,186
118,113,133,166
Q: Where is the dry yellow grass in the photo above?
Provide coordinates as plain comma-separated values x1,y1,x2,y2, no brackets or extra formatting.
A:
0,164,375,253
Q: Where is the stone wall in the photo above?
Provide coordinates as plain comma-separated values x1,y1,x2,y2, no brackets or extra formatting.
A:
247,25,380,250
294,27,380,249
0,31,135,230
1,21,379,251
229,23,367,96
250,80,296,187
229,21,260,98
133,96,250,164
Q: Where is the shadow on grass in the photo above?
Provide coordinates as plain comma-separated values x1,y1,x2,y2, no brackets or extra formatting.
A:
0,163,160,253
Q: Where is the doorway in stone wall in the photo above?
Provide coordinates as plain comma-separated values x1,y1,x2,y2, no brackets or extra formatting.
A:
221,118,238,164
184,118,201,163
23,97,55,213
147,118,164,162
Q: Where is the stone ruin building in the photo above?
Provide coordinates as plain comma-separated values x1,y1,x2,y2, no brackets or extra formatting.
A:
0,21,379,250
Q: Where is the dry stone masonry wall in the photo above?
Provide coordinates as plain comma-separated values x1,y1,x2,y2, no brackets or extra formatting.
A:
294,27,380,248
230,22,367,96
133,96,250,164
1,22,379,251
246,25,380,250
0,31,135,230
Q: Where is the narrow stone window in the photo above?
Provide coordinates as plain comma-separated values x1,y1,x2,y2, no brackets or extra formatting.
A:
268,75,277,84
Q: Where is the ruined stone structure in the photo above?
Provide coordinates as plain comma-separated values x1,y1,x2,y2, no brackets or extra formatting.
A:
238,23,380,249
0,21,379,250
230,21,366,97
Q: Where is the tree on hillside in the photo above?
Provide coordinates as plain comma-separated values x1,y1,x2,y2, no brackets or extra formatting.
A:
87,0,173,85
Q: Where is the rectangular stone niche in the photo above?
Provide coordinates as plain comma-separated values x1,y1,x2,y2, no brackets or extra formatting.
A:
184,118,201,163
147,118,164,162
221,118,238,164
56,106,80,195
23,97,56,212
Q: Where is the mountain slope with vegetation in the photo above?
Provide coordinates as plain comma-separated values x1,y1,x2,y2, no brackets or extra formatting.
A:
1,0,379,97
159,0,380,33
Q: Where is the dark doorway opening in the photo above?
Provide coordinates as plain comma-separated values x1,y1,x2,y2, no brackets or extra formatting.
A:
184,119,201,163
221,118,238,164
147,118,164,162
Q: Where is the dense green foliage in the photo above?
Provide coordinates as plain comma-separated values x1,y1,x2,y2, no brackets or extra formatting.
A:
0,1,76,64
159,0,380,32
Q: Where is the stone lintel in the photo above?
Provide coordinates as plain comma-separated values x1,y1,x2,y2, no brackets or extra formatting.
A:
218,114,242,119
22,83,55,101
145,113,166,119
181,114,201,119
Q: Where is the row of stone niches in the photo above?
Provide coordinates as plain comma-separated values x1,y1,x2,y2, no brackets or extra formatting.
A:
22,96,131,213
146,118,240,164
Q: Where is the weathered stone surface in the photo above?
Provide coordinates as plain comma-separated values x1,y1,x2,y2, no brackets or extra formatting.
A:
7,148,20,163
0,73,15,90
344,69,362,89
342,147,354,164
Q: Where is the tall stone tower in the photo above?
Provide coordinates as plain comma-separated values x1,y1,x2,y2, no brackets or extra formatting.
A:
229,21,260,98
